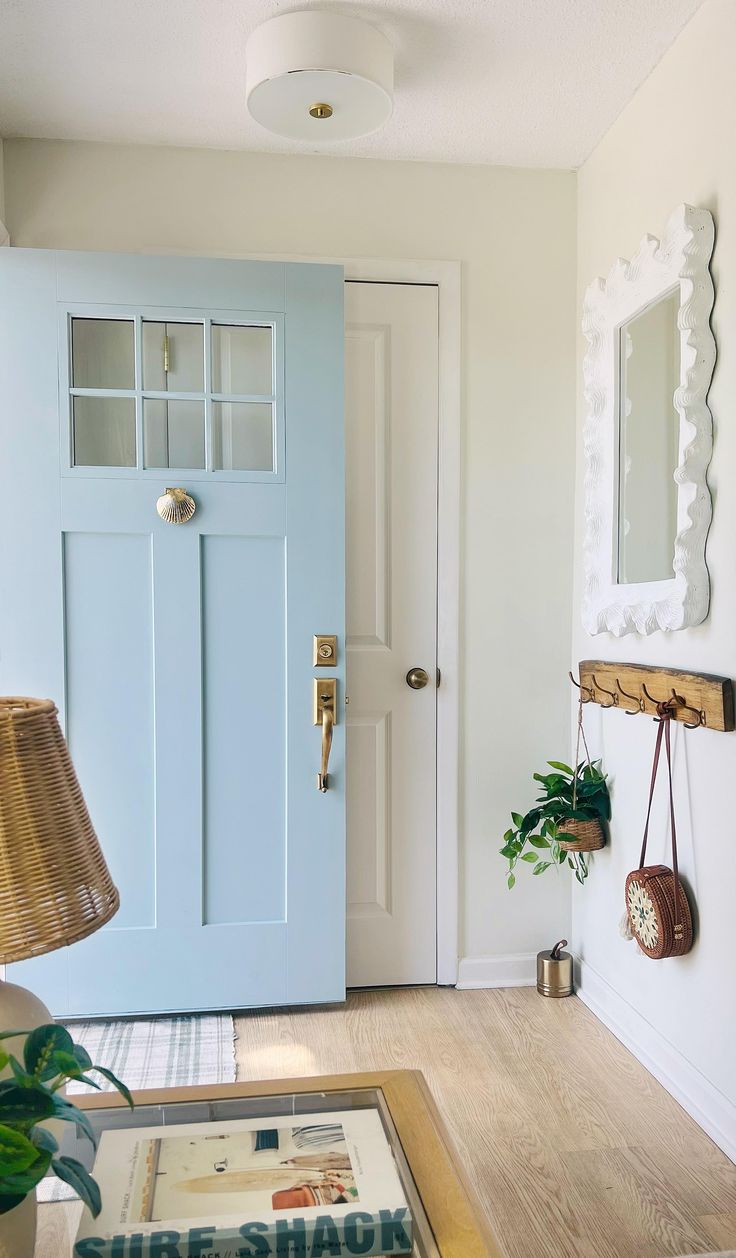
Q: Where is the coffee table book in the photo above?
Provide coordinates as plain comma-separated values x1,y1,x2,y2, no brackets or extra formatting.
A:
73,1107,413,1257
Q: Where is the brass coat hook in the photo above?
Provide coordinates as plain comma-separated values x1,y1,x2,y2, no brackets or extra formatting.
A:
641,681,676,719
592,673,618,708
616,678,645,715
639,682,704,727
569,671,594,702
669,689,705,730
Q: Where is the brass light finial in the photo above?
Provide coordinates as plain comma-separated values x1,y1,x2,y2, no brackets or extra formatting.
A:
309,102,333,119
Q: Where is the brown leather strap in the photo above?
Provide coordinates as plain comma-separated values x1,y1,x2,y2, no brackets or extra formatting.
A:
639,714,681,930
663,718,681,931
639,717,665,868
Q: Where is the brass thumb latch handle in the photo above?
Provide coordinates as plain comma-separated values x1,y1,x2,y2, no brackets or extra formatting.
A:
314,679,337,792
318,704,334,793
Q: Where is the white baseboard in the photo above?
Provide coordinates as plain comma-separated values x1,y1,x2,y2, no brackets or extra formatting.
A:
577,959,736,1165
456,952,537,989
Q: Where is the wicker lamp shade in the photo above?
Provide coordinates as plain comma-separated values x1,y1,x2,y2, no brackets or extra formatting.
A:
0,697,119,965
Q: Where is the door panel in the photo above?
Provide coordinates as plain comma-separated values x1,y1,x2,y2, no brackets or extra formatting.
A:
347,713,392,917
345,324,391,649
201,534,286,926
63,531,156,931
345,282,438,987
1,249,345,1017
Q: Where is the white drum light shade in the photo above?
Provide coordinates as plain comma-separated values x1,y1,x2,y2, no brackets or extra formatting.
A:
246,11,394,141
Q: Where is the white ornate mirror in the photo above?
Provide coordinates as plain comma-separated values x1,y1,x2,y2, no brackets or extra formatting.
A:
582,204,716,636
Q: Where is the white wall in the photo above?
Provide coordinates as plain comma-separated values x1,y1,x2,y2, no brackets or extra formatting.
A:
0,141,8,245
3,140,578,975
574,0,736,1157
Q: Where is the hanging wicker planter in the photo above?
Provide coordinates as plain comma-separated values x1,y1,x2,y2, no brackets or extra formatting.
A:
558,817,605,852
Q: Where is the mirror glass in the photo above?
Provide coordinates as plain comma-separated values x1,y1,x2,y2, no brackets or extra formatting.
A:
617,289,680,584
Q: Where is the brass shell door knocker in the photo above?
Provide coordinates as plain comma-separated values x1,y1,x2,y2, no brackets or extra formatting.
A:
156,487,196,524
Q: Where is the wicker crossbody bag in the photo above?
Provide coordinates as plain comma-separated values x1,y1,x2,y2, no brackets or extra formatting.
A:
625,714,693,959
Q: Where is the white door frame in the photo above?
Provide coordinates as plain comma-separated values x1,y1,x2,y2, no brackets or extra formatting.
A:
142,246,461,986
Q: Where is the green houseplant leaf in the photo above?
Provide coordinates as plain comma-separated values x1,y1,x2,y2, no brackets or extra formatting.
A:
0,1148,52,1195
30,1126,59,1155
51,1155,102,1217
0,1191,25,1216
0,1084,55,1127
72,1044,93,1072
7,1057,36,1087
24,1024,75,1081
0,1124,39,1176
50,1096,99,1149
91,1067,134,1109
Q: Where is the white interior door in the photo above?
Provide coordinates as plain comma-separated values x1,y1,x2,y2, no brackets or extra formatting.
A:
345,281,439,987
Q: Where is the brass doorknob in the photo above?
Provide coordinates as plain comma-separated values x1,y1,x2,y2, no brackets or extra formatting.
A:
406,666,430,690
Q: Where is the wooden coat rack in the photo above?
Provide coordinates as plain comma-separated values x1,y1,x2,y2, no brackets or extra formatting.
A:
571,660,734,732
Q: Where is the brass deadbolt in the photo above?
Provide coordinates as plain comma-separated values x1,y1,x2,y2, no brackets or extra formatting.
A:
309,102,333,119
313,635,337,666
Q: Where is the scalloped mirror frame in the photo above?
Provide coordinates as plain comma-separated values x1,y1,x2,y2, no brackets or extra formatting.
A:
582,203,716,637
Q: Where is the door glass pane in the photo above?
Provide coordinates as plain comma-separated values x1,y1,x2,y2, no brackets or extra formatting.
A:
142,321,204,392
73,396,136,467
72,318,134,389
213,402,273,471
212,325,272,395
144,399,205,468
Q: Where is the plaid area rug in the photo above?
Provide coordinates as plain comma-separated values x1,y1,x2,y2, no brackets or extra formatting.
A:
37,1013,236,1202
63,1013,236,1093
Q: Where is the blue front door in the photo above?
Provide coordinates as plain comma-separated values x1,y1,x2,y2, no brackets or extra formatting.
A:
0,249,345,1017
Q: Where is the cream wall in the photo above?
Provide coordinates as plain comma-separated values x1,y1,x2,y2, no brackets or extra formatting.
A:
3,140,578,971
574,0,736,1154
0,141,8,243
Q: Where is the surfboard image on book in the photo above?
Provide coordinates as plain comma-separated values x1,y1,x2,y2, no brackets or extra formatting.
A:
73,1107,413,1257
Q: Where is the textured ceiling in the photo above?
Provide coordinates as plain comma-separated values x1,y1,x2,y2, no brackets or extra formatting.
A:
0,0,705,168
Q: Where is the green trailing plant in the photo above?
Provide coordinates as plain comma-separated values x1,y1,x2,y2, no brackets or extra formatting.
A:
500,760,611,889
0,1023,132,1217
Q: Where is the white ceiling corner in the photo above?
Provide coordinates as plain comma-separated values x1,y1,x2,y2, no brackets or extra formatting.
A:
0,0,706,168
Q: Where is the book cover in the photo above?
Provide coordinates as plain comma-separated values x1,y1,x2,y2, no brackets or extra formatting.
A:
73,1108,413,1257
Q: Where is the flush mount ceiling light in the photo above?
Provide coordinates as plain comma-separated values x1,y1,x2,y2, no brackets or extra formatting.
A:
246,10,394,142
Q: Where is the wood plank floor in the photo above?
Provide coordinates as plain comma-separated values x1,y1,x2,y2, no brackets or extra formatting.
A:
234,988,736,1258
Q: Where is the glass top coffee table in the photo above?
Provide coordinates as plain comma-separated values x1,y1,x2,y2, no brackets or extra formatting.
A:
36,1070,500,1257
